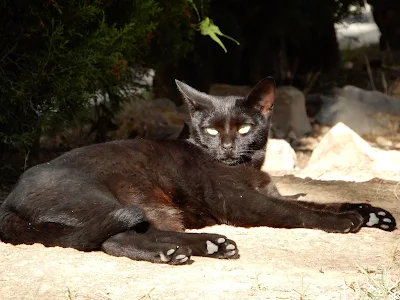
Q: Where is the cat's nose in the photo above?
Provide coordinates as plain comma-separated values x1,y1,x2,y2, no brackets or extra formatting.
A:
222,141,233,150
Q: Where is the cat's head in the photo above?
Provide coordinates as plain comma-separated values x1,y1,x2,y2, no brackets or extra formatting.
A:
176,77,275,166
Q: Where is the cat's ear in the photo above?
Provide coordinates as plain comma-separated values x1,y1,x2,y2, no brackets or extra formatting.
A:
175,80,212,111
245,77,275,115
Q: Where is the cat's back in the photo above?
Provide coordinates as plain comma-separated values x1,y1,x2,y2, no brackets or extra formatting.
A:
17,139,206,186
2,139,206,209
52,139,202,171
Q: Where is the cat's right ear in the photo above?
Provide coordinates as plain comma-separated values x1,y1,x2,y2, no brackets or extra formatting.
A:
246,77,276,116
175,80,212,111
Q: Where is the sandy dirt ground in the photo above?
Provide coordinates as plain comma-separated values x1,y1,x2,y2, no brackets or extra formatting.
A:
1,176,399,300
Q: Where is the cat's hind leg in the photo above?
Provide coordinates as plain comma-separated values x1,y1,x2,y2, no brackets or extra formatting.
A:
142,227,239,259
102,230,193,265
0,205,148,250
102,226,239,264
1,203,196,265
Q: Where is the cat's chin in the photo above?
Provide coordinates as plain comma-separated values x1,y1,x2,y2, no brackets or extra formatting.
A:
217,157,246,166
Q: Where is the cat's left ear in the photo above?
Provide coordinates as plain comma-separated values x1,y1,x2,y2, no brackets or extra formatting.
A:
245,77,275,116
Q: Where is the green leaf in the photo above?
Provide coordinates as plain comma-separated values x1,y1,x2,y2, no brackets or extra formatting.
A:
199,17,240,53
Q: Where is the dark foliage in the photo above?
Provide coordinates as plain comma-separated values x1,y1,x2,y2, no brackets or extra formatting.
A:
0,0,204,179
154,0,366,101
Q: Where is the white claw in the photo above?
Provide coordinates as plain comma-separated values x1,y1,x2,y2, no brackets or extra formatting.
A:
159,252,170,262
179,256,189,263
226,244,236,250
167,249,176,256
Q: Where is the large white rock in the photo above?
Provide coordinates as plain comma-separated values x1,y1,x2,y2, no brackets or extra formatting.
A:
262,139,296,175
299,122,400,181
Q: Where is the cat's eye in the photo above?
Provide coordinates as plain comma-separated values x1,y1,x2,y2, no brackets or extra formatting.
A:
238,124,252,134
205,128,219,136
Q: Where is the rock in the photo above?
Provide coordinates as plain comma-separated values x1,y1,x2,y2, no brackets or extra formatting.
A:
296,136,320,151
209,83,312,139
262,139,296,175
315,85,400,136
272,86,312,139
299,122,400,181
114,97,188,140
151,97,178,111
375,136,393,147
389,78,400,100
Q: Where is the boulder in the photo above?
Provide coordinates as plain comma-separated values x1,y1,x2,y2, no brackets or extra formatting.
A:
315,85,400,136
389,78,400,100
262,139,296,175
115,97,188,140
299,122,400,181
272,86,312,139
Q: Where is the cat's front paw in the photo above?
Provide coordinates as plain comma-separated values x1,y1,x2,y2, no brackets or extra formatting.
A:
348,204,397,231
194,234,239,259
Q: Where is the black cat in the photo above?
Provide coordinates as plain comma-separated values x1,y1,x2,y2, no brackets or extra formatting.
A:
176,78,272,170
0,78,396,265
176,77,301,199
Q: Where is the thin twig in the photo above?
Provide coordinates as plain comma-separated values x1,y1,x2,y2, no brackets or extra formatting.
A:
394,181,400,202
303,70,321,96
380,70,388,94
24,150,30,171
0,41,18,62
364,55,376,90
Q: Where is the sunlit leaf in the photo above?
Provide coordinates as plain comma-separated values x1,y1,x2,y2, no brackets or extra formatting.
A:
199,17,240,53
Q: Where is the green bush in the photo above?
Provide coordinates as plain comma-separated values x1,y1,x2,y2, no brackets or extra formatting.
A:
0,0,205,177
0,0,155,149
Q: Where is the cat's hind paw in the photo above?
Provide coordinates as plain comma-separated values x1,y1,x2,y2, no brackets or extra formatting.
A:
204,236,239,259
158,245,192,265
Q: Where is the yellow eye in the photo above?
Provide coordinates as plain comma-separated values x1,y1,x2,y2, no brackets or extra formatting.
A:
205,128,219,135
238,124,252,134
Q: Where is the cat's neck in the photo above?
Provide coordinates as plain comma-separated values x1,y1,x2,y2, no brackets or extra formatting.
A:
247,149,266,170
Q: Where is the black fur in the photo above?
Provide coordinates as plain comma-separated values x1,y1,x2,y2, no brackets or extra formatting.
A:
176,77,293,198
0,79,396,265
176,77,275,169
